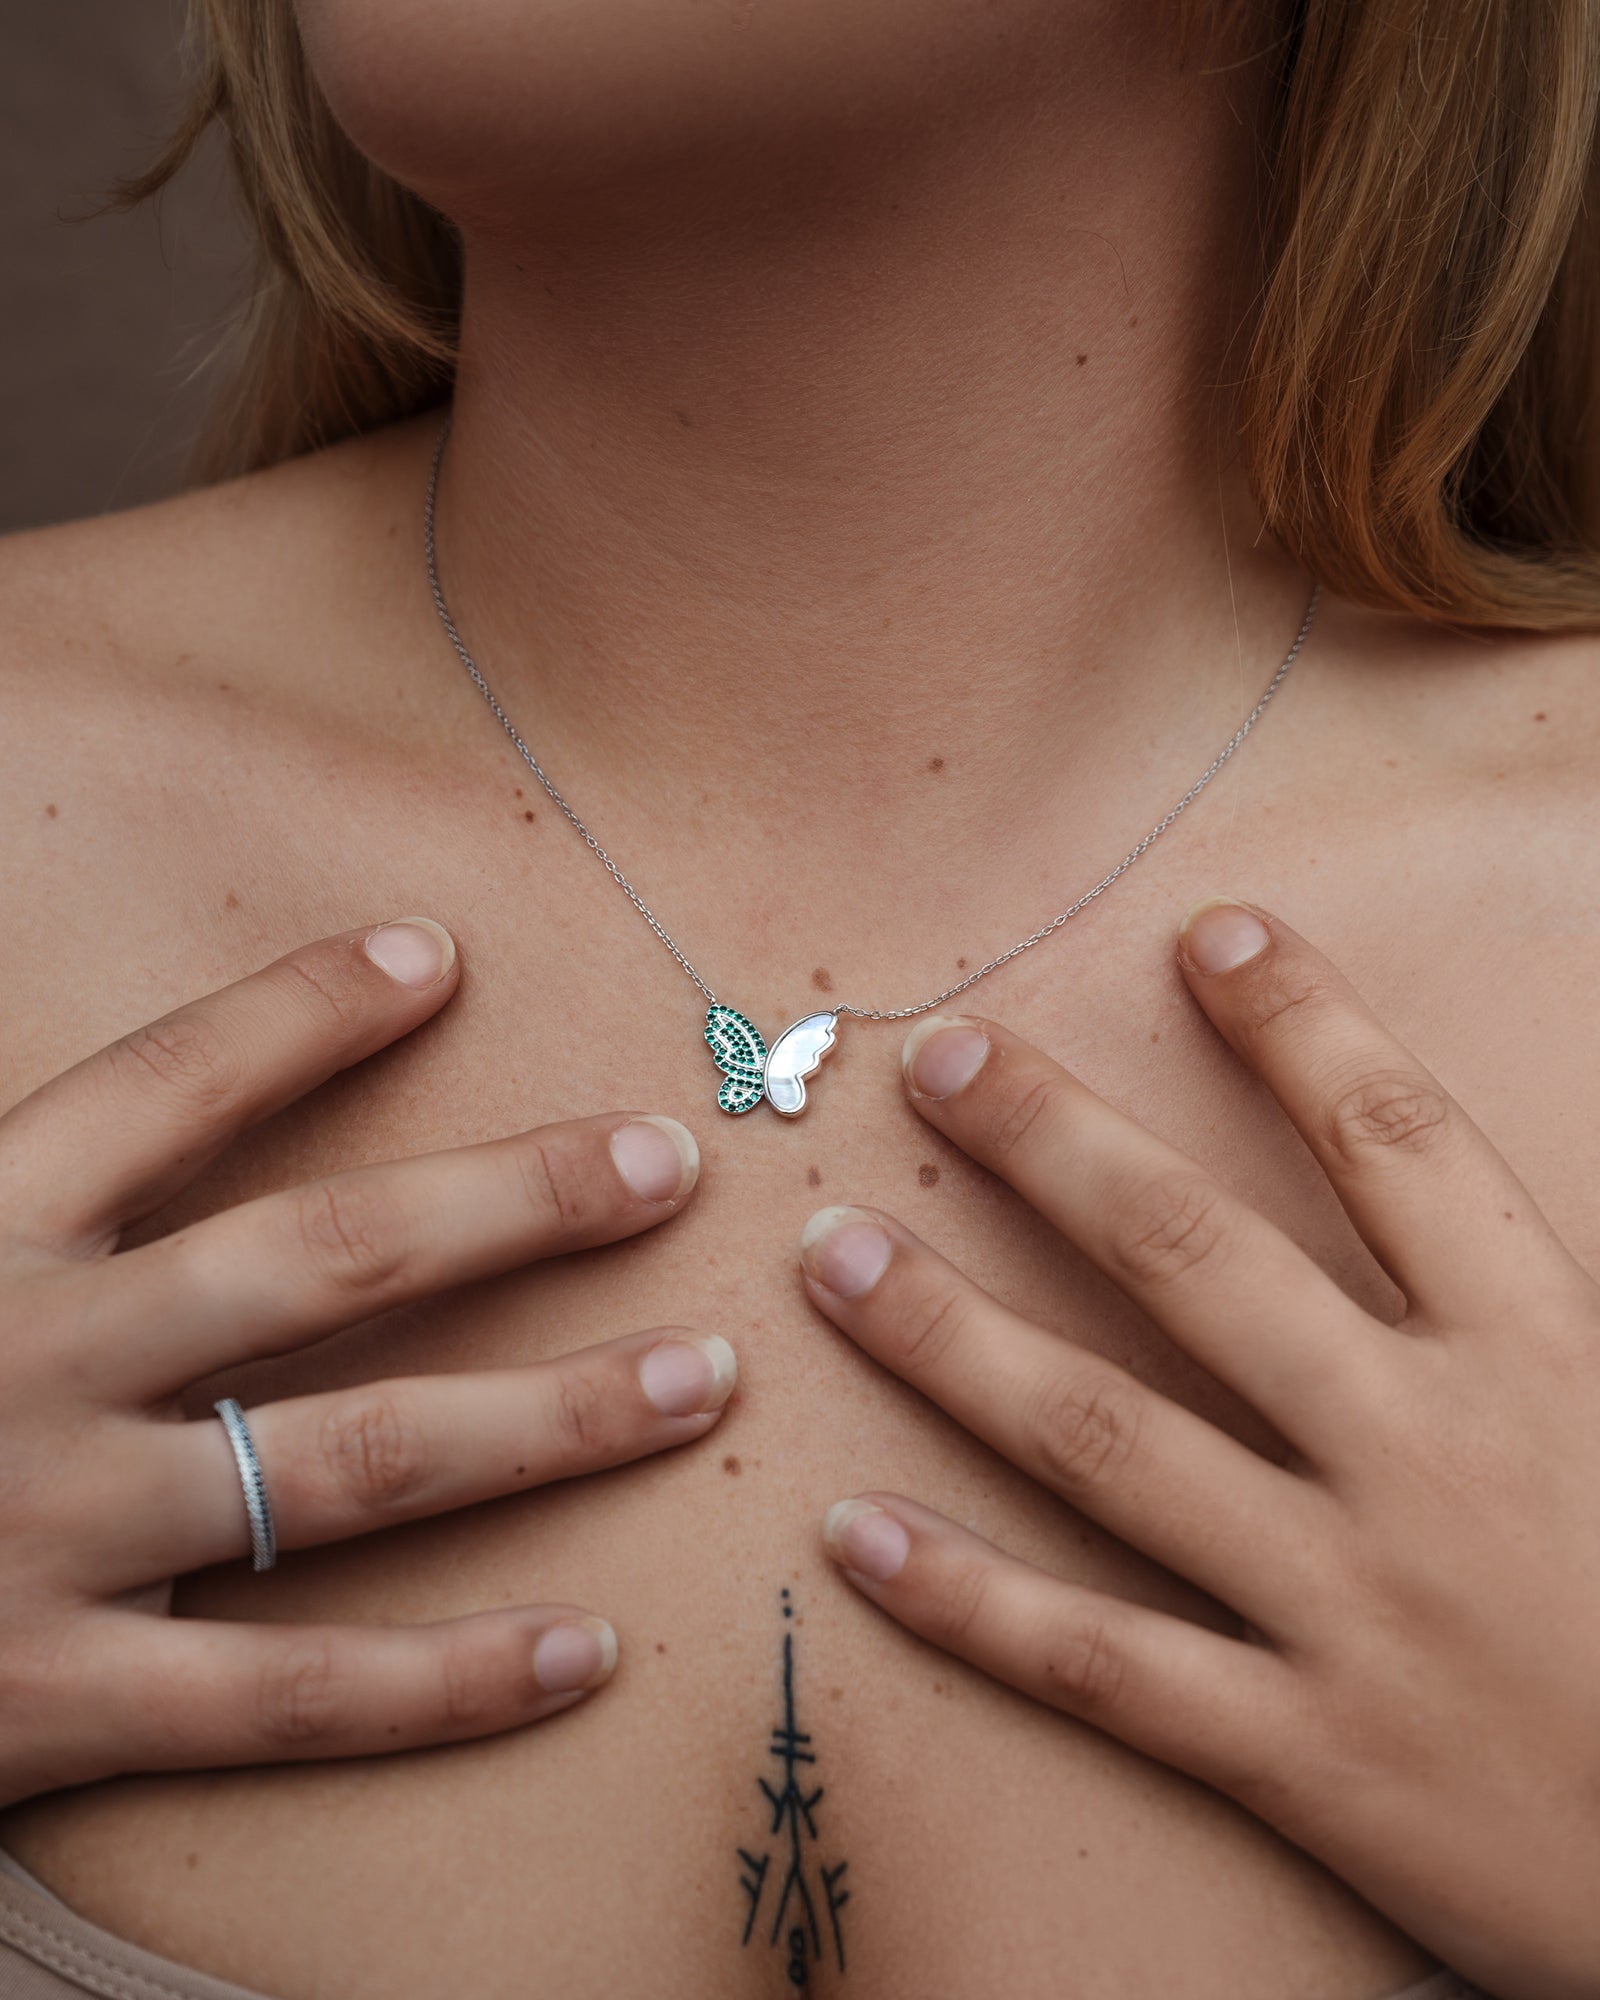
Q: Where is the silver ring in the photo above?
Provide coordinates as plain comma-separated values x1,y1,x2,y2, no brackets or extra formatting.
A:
213,1397,277,1572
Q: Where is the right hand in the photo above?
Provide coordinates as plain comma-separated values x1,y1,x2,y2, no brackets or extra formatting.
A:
0,918,730,1809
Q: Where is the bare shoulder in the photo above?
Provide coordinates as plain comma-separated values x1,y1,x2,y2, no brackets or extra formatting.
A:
1305,589,1600,923
0,410,443,1077
1315,587,1600,763
0,409,439,734
0,407,442,834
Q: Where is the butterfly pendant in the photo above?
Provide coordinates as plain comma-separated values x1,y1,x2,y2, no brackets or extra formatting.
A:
704,1004,839,1118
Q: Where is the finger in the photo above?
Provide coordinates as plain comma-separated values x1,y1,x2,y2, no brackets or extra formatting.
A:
897,1010,1384,1454
49,1604,619,1782
87,1327,736,1586
800,1206,1325,1632
0,920,462,1257
1174,897,1587,1324
99,1111,701,1399
820,1492,1293,1803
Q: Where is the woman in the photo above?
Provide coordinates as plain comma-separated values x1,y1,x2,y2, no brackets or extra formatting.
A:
0,0,1595,1994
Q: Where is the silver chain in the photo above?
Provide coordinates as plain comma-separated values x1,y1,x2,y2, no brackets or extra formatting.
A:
423,408,1319,1023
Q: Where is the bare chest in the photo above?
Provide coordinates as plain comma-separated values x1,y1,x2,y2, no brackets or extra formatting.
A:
2,695,1595,2000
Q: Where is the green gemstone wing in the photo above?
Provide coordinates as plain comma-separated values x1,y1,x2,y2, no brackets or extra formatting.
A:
705,1005,768,1116
717,1072,765,1115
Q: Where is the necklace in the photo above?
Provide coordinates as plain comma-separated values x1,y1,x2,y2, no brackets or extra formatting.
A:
423,409,1320,1120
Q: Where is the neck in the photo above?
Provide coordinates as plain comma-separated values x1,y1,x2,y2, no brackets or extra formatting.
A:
423,20,1315,972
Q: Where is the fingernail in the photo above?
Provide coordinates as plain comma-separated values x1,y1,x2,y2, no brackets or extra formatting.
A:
639,1332,738,1416
799,1205,893,1298
533,1617,618,1693
610,1116,699,1202
822,1498,910,1581
363,918,456,988
1178,897,1271,975
901,1015,990,1099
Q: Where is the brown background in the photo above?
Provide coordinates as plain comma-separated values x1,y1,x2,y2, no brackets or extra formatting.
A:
2,2,250,534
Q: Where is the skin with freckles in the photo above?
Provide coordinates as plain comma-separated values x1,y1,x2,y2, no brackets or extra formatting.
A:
0,1,1598,1995
0,921,734,1803
3,451,1598,2000
806,903,1600,1996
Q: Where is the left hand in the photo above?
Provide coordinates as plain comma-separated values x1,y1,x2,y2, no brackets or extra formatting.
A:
798,898,1600,2000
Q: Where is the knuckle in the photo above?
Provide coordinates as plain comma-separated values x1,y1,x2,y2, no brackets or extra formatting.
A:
511,1134,588,1237
549,1365,610,1461
1232,958,1334,1038
254,1636,347,1748
1109,1171,1233,1290
986,1072,1065,1164
106,1014,243,1116
889,1280,975,1381
277,950,370,1033
1024,1369,1142,1497
1041,1614,1126,1711
435,1634,502,1729
933,1558,993,1649
1321,1068,1452,1168
319,1389,433,1514
295,1174,411,1296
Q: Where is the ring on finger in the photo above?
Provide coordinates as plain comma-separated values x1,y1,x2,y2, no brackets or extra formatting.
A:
213,1396,278,1571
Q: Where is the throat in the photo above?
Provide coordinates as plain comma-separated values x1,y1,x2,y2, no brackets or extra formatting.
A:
416,15,1312,846
393,11,1324,1022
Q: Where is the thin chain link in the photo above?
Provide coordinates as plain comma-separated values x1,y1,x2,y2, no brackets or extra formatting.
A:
424,408,1320,1023
424,413,719,1005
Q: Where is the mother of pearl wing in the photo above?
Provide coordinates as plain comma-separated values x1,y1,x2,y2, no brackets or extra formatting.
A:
762,1011,839,1116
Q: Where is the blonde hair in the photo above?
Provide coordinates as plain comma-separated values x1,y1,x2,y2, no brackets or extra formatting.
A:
114,0,1600,631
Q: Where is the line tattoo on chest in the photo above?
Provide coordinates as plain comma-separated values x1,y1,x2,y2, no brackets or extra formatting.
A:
737,1587,851,1988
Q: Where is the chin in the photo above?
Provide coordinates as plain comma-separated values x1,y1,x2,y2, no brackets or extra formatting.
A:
291,0,1124,220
